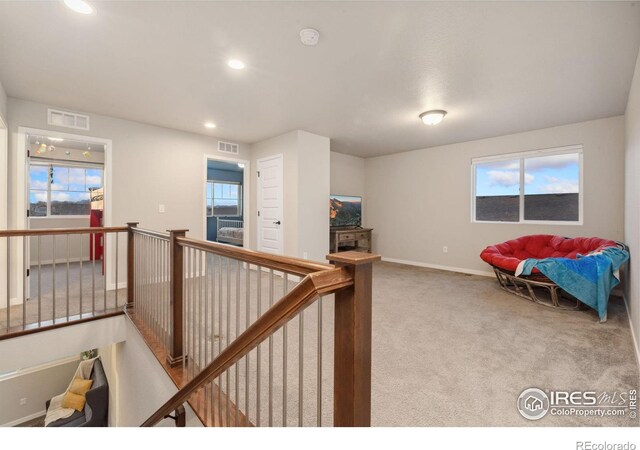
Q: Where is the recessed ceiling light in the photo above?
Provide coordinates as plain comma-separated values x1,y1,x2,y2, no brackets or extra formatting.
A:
204,122,216,129
419,110,447,126
227,59,246,70
63,0,95,15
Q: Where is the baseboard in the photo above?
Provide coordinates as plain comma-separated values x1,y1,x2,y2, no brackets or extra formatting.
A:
622,293,640,372
0,297,22,309
381,256,494,277
0,409,46,428
28,256,92,266
108,281,128,291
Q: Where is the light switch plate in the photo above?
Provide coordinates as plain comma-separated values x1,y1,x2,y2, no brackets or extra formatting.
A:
159,204,165,213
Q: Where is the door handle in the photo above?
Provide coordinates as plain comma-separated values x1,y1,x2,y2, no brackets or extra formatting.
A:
273,221,281,225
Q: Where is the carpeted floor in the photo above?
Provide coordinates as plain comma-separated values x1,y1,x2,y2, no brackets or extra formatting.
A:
5,260,639,427
0,262,124,330
14,415,45,427
370,261,639,426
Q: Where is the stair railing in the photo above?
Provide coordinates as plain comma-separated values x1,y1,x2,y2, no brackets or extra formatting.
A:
128,223,379,427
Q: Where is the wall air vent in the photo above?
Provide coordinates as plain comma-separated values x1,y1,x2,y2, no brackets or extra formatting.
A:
218,141,239,155
47,108,90,131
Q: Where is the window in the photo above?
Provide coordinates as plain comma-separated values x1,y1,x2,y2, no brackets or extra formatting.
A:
207,181,242,217
472,145,582,224
29,164,103,217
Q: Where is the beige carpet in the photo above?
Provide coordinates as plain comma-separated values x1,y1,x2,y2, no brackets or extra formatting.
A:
370,262,639,426
0,262,124,330
173,260,640,427
3,259,639,426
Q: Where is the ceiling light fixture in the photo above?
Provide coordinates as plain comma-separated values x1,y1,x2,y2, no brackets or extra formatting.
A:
227,59,245,70
299,28,320,46
204,122,217,129
419,110,447,126
63,0,95,15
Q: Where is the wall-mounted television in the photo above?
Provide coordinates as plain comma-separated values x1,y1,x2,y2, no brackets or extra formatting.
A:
330,195,362,228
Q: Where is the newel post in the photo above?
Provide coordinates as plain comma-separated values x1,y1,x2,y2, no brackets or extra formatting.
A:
126,222,139,309
327,251,381,427
167,228,188,367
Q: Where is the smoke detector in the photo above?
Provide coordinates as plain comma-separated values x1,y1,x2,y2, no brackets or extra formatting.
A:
299,28,320,46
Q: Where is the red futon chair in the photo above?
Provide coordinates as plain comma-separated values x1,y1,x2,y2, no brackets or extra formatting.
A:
480,235,618,310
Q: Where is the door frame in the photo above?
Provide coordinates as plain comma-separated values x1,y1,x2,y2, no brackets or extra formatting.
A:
16,127,114,299
256,153,284,255
203,154,251,248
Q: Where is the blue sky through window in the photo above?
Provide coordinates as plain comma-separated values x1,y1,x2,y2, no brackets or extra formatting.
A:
476,153,579,197
29,164,103,216
29,166,48,191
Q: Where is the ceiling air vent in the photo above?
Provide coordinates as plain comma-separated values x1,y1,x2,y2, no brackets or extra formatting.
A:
218,141,239,155
47,108,90,131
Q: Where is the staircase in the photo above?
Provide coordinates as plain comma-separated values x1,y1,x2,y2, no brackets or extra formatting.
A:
0,223,380,427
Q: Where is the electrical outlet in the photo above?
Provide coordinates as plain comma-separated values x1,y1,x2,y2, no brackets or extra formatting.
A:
19,398,27,406
158,204,165,213
443,246,448,253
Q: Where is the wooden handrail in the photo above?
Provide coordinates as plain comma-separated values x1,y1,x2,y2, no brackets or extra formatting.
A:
0,309,125,341
176,236,334,277
141,266,353,427
0,226,128,238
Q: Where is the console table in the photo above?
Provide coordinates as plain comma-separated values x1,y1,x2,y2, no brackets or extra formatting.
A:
330,228,373,253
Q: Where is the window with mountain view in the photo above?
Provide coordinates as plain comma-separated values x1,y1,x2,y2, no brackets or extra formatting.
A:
473,147,582,223
29,164,103,217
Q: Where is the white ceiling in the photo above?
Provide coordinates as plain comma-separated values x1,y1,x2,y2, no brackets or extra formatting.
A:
1,1,639,157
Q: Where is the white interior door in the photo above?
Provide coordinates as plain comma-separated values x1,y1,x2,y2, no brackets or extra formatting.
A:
257,154,283,255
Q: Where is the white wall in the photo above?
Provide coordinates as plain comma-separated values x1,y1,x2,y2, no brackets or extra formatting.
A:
6,97,250,237
97,343,118,426
0,314,126,374
29,217,91,265
298,131,330,262
330,151,366,199
0,80,7,124
6,97,251,283
0,82,7,311
365,116,625,274
249,130,331,262
107,319,202,427
624,48,640,361
0,358,78,426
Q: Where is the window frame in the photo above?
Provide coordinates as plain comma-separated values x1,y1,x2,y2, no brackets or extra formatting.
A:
206,180,243,218
470,144,584,225
29,161,104,219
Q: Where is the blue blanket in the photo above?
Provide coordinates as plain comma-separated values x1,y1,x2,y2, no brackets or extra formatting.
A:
517,247,629,321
